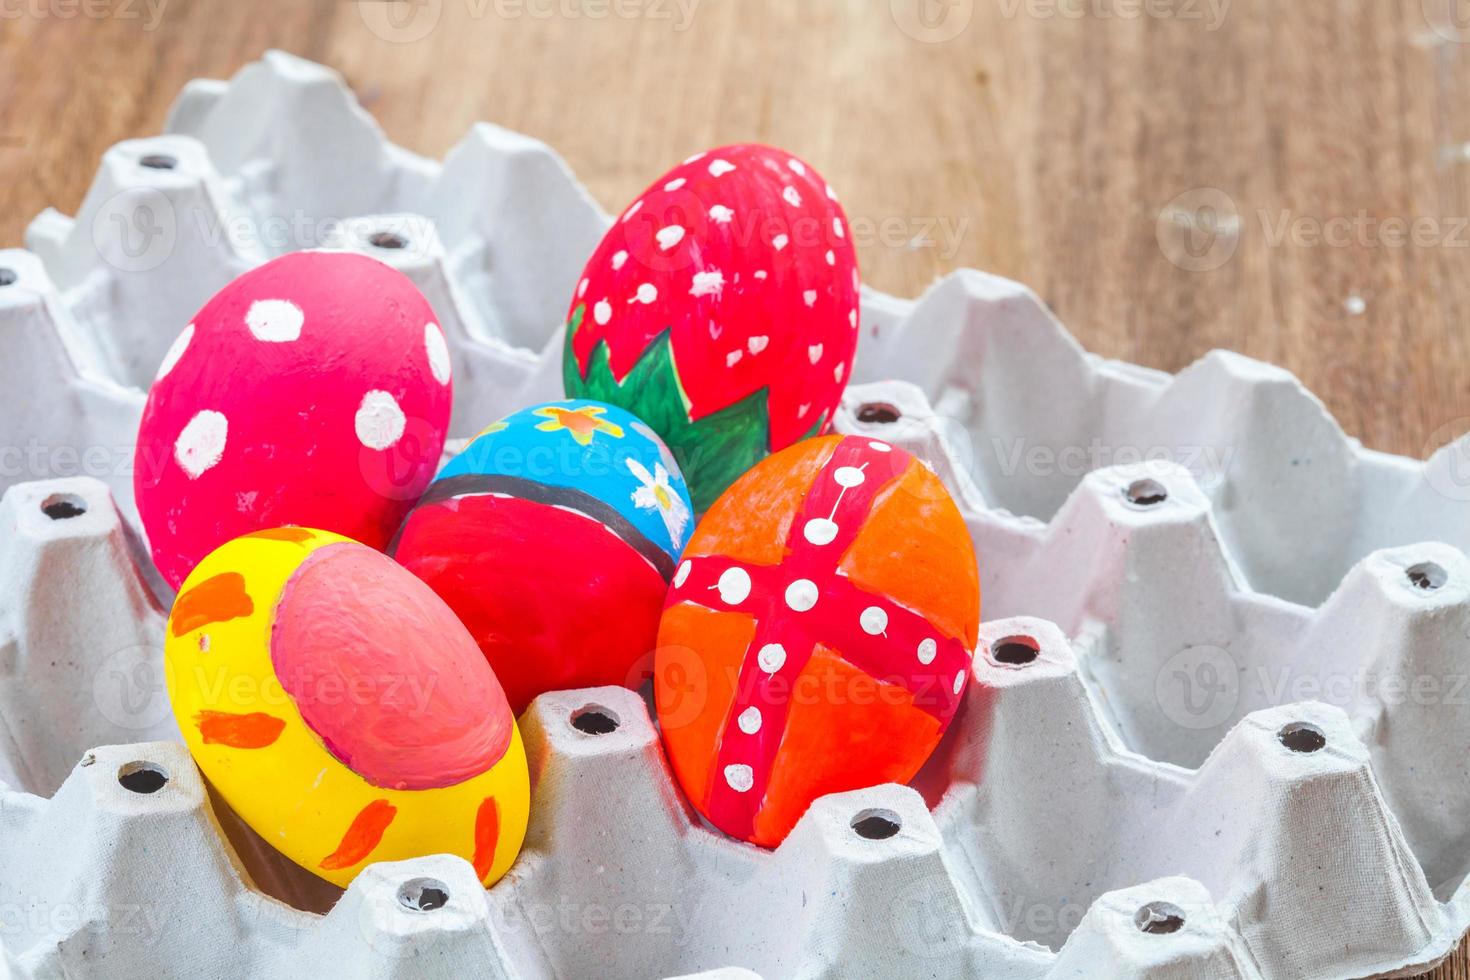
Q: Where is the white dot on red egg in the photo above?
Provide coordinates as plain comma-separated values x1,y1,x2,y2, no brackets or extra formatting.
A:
174,409,228,479
684,152,706,165
758,643,787,673
622,200,643,223
826,250,836,266
833,466,866,488
657,225,686,251
850,310,858,329
674,560,691,588
156,323,194,381
665,178,687,192
783,186,803,208
709,159,736,177
612,250,629,271
578,278,588,298
826,184,838,201
754,271,768,281
633,284,658,305
246,298,304,342
808,344,823,364
773,234,789,251
738,706,762,734
709,205,734,224
594,300,613,325
803,518,838,546
918,638,938,665
804,290,818,308
691,270,725,298
869,441,892,453
788,159,806,175
747,335,769,354
717,567,751,604
834,217,846,239
785,579,819,612
724,764,754,792
726,351,742,367
354,390,407,451
798,403,810,418
424,323,452,386
861,607,889,636
834,363,845,384
953,671,966,695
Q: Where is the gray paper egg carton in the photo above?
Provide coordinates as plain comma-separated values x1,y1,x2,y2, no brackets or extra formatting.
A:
1,50,1467,979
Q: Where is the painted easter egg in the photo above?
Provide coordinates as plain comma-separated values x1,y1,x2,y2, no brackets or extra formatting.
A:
655,434,979,847
392,399,693,713
563,144,860,511
135,250,453,588
165,528,529,887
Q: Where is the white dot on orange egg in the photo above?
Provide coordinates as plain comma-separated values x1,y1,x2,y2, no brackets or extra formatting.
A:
724,764,754,792
860,607,888,636
785,579,818,612
156,324,195,381
246,299,304,342
355,390,406,451
175,410,228,479
425,323,452,386
803,518,838,546
674,561,691,588
758,643,787,673
718,567,751,604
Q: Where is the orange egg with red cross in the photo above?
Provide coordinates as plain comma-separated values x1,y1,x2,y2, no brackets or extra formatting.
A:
654,434,980,847
164,527,529,887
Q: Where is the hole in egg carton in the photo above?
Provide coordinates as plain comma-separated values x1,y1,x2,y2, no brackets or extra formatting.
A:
1277,722,1327,754
856,402,902,425
1406,561,1448,592
40,493,88,521
368,230,410,251
116,761,169,794
570,705,621,735
0,267,16,287
1124,478,1169,508
1134,901,1186,935
396,877,450,912
138,153,178,171
850,808,903,840
991,635,1040,666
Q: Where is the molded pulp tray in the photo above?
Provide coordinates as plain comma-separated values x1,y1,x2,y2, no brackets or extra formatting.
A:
2,51,1470,980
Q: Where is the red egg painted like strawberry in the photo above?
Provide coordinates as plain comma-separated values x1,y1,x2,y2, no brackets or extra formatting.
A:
134,251,453,588
564,144,860,510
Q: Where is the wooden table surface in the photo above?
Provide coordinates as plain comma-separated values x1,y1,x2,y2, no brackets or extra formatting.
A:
1,1,1467,976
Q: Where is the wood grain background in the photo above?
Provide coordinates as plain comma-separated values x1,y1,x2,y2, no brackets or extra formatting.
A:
1,1,1467,976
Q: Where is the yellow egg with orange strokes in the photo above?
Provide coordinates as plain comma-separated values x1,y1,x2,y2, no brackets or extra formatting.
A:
164,527,530,888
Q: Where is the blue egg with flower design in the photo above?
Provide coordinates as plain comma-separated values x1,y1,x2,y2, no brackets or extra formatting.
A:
392,400,693,711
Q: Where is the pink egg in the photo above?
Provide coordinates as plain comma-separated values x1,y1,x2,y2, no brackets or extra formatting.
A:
134,251,453,588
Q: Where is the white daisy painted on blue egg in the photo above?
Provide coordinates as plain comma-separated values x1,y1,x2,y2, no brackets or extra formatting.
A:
627,457,690,549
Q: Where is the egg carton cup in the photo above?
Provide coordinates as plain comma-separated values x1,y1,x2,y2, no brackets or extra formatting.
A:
1,50,1468,979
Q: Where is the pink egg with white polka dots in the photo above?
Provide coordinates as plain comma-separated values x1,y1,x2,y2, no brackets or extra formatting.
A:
134,251,453,588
